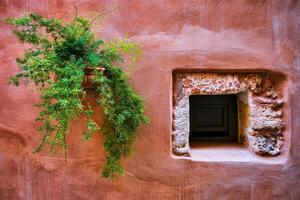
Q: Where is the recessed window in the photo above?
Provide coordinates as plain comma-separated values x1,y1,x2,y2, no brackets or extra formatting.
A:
173,72,285,158
189,95,238,142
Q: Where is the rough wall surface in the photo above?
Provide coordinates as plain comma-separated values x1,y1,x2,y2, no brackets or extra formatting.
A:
172,72,285,156
0,0,299,199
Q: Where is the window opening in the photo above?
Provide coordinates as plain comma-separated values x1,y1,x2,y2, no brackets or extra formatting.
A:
189,95,238,142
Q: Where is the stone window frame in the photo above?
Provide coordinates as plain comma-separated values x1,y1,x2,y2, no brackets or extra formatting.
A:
172,72,285,157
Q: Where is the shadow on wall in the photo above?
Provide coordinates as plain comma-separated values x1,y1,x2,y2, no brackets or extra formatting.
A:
0,124,27,155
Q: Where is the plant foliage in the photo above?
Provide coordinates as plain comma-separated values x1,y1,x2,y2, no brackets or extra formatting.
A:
5,13,148,177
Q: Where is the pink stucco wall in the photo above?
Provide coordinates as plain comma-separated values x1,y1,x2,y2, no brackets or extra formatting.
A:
0,0,299,199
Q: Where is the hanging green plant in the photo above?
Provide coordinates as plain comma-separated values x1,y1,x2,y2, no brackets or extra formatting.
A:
5,12,148,178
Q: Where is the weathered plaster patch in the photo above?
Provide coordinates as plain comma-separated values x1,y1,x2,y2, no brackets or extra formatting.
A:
172,72,284,156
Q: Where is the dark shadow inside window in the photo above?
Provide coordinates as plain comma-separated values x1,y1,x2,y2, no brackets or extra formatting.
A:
189,95,238,142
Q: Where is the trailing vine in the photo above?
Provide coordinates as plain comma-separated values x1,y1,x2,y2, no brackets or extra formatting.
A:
5,13,148,177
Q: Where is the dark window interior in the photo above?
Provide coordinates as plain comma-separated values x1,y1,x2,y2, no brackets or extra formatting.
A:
189,95,238,142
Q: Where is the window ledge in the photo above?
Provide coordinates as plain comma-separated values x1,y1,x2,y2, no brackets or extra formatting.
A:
172,143,287,165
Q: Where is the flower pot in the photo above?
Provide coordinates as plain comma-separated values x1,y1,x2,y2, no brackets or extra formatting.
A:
83,67,106,89
50,67,105,89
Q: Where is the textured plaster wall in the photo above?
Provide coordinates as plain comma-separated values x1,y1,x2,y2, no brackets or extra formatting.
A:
0,0,299,199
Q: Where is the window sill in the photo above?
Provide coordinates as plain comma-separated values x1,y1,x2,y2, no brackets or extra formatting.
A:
172,142,287,165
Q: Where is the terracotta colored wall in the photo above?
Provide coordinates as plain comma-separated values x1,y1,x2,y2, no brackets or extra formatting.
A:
0,0,299,199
